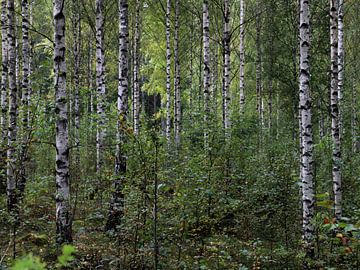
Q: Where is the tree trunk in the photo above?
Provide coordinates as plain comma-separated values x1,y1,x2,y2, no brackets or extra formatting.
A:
18,0,30,195
222,0,230,139
239,0,245,112
203,0,210,149
7,0,18,216
255,0,263,126
133,0,140,136
337,0,343,138
299,0,314,261
330,0,341,220
73,0,81,187
1,0,8,146
54,0,72,244
106,0,128,232
95,0,106,176
174,0,181,147
165,0,171,143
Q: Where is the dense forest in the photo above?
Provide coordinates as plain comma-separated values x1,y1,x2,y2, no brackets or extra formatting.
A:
0,0,360,269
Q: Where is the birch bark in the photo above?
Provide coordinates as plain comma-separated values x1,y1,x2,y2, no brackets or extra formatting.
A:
54,0,72,244
299,0,314,260
203,0,210,149
222,0,230,139
95,0,106,175
330,0,342,220
165,0,171,143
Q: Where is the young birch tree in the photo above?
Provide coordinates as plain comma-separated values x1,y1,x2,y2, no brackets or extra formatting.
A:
95,0,106,176
330,0,342,220
299,0,315,261
133,0,140,136
203,0,210,149
174,0,181,147
165,0,171,143
222,0,230,139
239,0,245,112
54,0,72,244
106,0,129,231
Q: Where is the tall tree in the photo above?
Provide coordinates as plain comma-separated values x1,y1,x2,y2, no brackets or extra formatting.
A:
165,0,171,143
203,0,210,149
174,0,181,146
299,0,314,261
133,0,140,136
18,0,31,195
95,0,106,176
73,0,81,183
106,0,128,231
53,0,72,244
330,0,341,220
1,0,8,146
7,0,18,215
239,0,245,112
222,0,230,139
255,0,263,126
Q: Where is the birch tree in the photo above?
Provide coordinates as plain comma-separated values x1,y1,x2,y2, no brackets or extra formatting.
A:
255,0,263,126
96,0,106,176
299,0,314,260
203,0,210,149
54,0,72,244
133,0,140,136
222,0,230,139
1,0,7,146
174,0,181,146
106,0,129,231
239,0,245,112
7,0,18,215
165,0,171,143
330,0,342,220
73,0,81,179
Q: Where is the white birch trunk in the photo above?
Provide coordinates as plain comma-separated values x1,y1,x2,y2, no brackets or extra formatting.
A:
299,0,314,260
73,0,81,181
1,0,7,145
106,0,128,231
95,0,106,175
337,0,343,138
133,0,140,136
165,0,171,144
7,0,18,215
330,0,342,220
174,0,181,147
239,0,245,112
203,0,210,149
222,0,230,139
54,0,72,244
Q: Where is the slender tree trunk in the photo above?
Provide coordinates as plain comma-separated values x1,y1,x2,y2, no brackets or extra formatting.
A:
211,38,218,117
337,0,343,138
165,0,171,143
1,0,8,146
73,0,81,187
95,0,106,176
351,78,357,153
54,0,72,244
18,0,30,195
222,0,230,139
255,0,263,126
27,0,33,127
330,0,341,220
106,0,128,231
299,0,314,262
7,0,18,217
203,0,210,149
239,0,245,112
133,0,140,136
174,0,181,147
